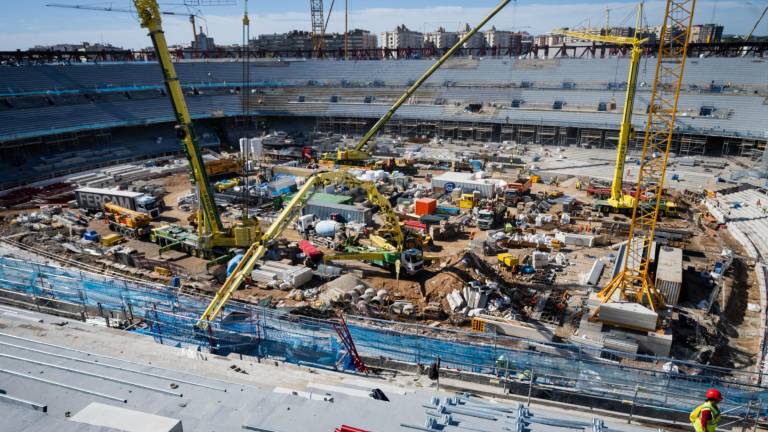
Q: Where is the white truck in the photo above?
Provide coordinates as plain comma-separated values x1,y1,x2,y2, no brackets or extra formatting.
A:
75,187,162,218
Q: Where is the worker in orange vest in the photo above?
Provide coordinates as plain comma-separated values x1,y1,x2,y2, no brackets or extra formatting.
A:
690,388,722,432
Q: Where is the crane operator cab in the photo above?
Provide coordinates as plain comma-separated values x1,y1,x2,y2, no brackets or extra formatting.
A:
401,248,425,275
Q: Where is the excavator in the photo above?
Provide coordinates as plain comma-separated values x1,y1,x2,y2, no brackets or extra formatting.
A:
133,0,261,257
196,170,427,328
561,3,646,214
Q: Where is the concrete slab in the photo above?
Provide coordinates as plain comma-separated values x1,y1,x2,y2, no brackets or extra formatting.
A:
70,402,183,432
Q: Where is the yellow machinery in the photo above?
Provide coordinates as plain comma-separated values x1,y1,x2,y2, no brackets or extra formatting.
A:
459,192,480,209
205,158,242,178
133,1,260,252
597,0,697,317
214,178,241,192
319,0,511,169
197,171,413,327
103,202,152,238
562,3,646,212
497,253,519,270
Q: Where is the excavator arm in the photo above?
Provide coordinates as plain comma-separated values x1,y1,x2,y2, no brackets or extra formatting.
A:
196,171,406,327
133,0,223,236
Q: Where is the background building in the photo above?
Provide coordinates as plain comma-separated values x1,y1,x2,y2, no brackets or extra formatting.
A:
459,23,486,50
690,24,724,43
424,27,459,49
380,25,423,50
484,26,514,49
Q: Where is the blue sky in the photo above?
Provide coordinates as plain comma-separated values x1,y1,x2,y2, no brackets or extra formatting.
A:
2,0,765,50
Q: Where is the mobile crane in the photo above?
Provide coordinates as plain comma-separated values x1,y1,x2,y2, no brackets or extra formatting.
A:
133,0,261,254
318,0,511,170
561,3,646,213
596,0,697,320
103,202,152,239
197,170,425,327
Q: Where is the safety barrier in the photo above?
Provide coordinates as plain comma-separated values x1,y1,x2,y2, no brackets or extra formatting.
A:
0,255,765,417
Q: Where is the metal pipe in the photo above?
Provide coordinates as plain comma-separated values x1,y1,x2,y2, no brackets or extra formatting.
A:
352,0,511,153
0,368,127,403
0,338,226,392
0,352,182,397
0,392,47,412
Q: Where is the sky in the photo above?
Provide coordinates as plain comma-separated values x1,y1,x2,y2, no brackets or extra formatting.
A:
2,0,766,50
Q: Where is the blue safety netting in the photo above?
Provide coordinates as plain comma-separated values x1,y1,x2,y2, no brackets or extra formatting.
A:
0,255,765,416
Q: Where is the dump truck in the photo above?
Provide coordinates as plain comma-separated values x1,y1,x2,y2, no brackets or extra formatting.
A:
75,187,161,218
503,177,532,205
103,202,152,238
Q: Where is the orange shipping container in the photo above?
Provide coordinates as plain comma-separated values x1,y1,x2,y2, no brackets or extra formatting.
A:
415,198,437,216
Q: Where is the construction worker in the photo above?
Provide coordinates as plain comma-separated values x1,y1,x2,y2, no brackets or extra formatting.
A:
690,388,722,432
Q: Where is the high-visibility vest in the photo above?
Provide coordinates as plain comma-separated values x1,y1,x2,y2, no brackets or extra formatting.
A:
690,401,721,432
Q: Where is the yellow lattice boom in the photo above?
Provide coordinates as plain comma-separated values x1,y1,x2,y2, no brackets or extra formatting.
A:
597,0,697,315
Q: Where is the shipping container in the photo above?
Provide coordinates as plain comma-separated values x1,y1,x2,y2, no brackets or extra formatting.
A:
414,198,437,216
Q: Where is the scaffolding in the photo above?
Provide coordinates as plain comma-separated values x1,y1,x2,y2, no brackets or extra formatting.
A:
0,255,766,420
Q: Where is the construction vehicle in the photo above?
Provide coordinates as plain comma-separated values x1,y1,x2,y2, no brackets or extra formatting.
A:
103,202,152,238
76,187,162,218
497,252,519,272
475,203,506,230
451,158,483,173
214,178,240,192
596,0,697,319
133,0,261,255
205,158,243,178
503,177,532,205
459,192,481,209
318,0,511,170
562,4,646,213
197,170,426,327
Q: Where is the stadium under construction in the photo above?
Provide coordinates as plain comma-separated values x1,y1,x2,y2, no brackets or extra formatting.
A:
0,0,767,431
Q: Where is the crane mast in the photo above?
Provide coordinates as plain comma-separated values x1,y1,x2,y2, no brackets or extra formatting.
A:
310,0,325,54
562,3,646,210
133,0,260,251
597,0,697,315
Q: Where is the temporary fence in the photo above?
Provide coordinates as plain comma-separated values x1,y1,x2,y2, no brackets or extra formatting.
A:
0,255,766,418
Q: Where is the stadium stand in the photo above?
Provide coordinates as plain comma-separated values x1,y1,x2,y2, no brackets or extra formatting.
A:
0,57,766,189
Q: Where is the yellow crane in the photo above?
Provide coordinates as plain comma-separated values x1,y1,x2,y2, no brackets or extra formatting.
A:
561,3,646,212
319,0,511,169
596,0,697,317
196,170,420,328
46,3,204,42
133,0,261,253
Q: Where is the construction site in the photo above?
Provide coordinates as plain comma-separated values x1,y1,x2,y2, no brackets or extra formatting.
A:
0,0,767,431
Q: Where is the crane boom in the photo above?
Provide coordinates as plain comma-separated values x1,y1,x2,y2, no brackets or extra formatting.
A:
744,6,768,42
562,3,646,209
133,0,222,236
197,171,407,327
597,0,697,314
325,0,511,165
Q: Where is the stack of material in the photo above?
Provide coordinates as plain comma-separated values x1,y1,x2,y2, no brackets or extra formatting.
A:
584,259,605,286
554,232,595,247
532,251,549,269
251,261,313,289
446,289,466,312
655,246,683,305
599,302,658,332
